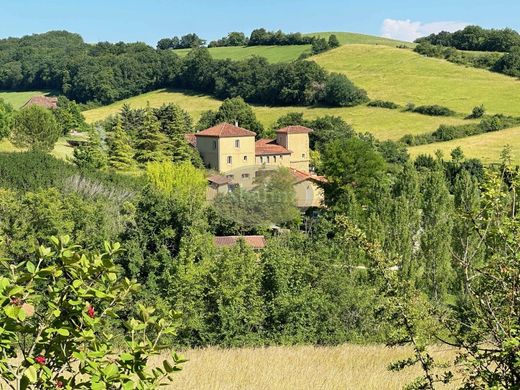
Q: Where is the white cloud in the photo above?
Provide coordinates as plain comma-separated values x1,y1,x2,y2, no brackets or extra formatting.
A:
381,19,468,42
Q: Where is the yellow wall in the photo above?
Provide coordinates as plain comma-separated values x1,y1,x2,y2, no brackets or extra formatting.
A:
218,136,256,173
294,180,324,208
254,154,291,168
196,136,220,170
276,132,310,172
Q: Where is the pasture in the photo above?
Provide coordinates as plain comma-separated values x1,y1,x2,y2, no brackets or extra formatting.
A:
312,44,520,116
0,90,49,108
408,126,520,164
83,88,474,141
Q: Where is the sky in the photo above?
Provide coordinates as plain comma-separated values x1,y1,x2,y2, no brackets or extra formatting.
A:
1,0,519,44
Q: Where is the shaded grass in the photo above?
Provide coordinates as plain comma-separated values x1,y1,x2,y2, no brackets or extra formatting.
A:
162,344,457,390
0,138,75,161
83,89,473,141
409,126,520,164
312,44,520,116
0,90,50,108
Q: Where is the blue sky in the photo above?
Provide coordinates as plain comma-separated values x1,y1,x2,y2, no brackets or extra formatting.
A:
1,0,519,44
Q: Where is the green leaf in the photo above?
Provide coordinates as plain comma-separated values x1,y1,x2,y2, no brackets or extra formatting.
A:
102,363,119,379
17,308,26,321
52,309,61,317
26,261,35,274
119,353,133,362
56,328,70,336
24,365,37,383
72,279,82,288
4,305,19,320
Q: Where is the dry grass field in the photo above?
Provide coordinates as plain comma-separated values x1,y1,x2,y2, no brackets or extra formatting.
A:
162,344,458,390
409,126,520,164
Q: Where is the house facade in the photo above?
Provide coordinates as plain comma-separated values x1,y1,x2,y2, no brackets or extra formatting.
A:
189,122,326,208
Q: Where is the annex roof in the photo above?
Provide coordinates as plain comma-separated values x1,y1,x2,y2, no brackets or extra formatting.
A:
184,133,197,147
207,175,233,186
289,168,327,184
275,125,312,134
255,139,291,156
195,123,256,138
213,235,266,249
22,95,58,110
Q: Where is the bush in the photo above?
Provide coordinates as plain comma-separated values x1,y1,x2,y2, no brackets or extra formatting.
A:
0,236,186,388
323,73,369,107
467,104,486,119
413,105,456,117
11,106,60,152
367,100,400,109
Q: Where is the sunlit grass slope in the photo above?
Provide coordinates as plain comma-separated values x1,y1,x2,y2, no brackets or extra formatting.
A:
0,90,50,108
409,126,520,164
173,45,311,63
164,344,456,390
312,44,520,116
305,31,415,47
0,138,75,161
83,88,473,141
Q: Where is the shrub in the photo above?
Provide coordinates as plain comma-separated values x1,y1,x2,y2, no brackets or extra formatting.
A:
367,100,400,109
323,73,369,107
467,104,486,119
0,236,186,388
413,105,456,117
10,106,60,152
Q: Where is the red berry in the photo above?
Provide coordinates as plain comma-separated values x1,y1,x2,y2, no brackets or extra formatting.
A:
87,305,95,318
56,380,64,388
35,355,46,365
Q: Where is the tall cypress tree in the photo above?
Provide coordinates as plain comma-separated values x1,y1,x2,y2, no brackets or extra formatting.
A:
107,117,135,171
73,127,107,170
134,105,168,165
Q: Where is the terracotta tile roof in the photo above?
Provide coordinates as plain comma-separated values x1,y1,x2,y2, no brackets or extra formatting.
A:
290,168,327,184
22,96,58,110
184,133,197,147
276,125,312,134
195,122,256,138
255,139,291,156
213,235,266,249
207,175,233,185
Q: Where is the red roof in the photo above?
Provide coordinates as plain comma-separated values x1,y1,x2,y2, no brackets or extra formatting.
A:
290,168,327,184
208,175,233,186
184,133,197,147
276,125,312,134
213,236,266,249
22,96,58,110
255,139,291,156
196,123,256,138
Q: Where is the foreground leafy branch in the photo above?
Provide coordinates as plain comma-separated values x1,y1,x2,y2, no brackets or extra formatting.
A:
0,236,186,389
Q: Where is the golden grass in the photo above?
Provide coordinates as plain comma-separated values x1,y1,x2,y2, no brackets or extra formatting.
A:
409,126,520,164
312,45,520,116
83,89,473,141
161,344,457,390
0,138,75,161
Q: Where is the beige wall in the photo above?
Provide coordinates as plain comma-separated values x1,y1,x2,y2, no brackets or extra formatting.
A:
218,136,256,173
276,132,310,172
196,135,256,173
294,180,324,208
254,154,291,168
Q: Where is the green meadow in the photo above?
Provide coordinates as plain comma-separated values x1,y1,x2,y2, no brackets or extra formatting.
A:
0,90,49,108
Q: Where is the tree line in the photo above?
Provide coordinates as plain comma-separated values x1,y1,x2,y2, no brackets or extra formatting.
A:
0,31,365,107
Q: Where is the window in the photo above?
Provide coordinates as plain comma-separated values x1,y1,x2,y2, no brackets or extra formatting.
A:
273,156,277,162
227,156,232,165
241,173,250,179
260,156,263,163
266,156,270,163
302,153,306,158
235,139,240,148
226,174,234,179
243,155,248,162
212,140,217,150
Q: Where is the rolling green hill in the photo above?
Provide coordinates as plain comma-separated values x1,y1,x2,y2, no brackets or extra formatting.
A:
83,88,474,141
172,32,414,63
312,44,520,116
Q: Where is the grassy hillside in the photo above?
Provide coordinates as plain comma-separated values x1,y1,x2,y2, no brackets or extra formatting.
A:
164,344,455,389
0,90,50,108
173,45,311,63
173,32,414,63
409,126,520,164
312,44,520,116
0,138,76,161
305,31,415,47
83,88,473,141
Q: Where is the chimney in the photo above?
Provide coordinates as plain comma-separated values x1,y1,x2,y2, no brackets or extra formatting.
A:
234,120,239,127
